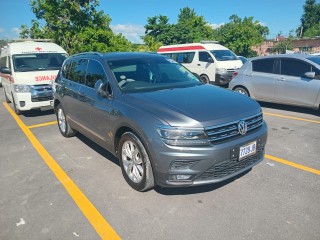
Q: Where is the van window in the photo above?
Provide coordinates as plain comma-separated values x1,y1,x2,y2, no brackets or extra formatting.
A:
280,59,311,77
85,60,106,88
210,50,238,61
199,52,212,62
12,53,67,72
69,59,87,84
252,59,275,74
0,57,6,68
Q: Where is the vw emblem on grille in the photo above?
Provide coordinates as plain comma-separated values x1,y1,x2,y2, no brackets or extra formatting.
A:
238,120,247,135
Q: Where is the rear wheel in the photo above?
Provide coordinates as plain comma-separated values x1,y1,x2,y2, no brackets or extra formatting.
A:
234,86,249,96
11,93,21,115
200,74,210,84
119,132,155,192
56,103,76,137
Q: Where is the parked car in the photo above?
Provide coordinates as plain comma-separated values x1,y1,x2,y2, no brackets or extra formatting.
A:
53,52,268,191
229,54,320,110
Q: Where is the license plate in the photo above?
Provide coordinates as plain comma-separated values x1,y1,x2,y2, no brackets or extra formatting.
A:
239,141,257,160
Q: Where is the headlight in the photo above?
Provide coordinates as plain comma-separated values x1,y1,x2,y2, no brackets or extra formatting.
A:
216,68,227,74
157,126,210,146
14,84,31,93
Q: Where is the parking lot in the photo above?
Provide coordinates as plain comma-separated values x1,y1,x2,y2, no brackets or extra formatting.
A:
0,87,319,240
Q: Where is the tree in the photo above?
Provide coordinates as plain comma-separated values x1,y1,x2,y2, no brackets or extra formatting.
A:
144,7,216,45
297,0,320,37
20,0,132,54
215,15,269,57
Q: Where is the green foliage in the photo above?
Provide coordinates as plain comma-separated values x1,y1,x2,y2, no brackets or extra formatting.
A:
20,0,132,54
140,35,163,52
215,15,269,57
144,7,215,45
297,0,320,37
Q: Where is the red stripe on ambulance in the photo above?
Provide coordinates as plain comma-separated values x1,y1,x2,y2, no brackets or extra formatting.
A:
157,45,205,52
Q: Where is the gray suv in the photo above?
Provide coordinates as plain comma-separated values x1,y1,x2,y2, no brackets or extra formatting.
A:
53,52,268,191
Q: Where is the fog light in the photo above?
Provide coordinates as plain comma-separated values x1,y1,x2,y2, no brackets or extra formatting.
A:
19,101,26,107
169,174,192,181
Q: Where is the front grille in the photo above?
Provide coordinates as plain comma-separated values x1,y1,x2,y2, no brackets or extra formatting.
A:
30,84,53,102
196,145,265,181
205,113,263,144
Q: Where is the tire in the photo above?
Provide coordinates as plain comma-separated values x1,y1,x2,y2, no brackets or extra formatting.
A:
200,74,210,84
4,88,11,103
119,132,155,192
11,93,21,115
234,86,250,97
56,103,76,137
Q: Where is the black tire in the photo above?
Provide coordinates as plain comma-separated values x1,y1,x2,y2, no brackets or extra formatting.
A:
11,93,21,115
4,88,11,103
56,103,76,137
200,74,210,84
119,132,155,192
234,86,250,97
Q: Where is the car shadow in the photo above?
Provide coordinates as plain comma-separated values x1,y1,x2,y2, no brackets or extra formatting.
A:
76,133,120,167
259,101,320,116
21,108,55,117
154,169,252,195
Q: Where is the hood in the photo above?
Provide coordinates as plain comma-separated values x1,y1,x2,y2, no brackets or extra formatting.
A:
216,60,243,69
14,71,59,85
124,84,261,128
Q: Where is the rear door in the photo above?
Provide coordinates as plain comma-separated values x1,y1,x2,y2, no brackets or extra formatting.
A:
247,58,277,101
276,58,320,107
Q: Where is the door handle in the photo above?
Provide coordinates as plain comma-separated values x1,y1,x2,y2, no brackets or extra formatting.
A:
277,77,285,81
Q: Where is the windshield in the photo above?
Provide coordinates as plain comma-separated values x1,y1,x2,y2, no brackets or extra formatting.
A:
107,57,201,93
13,53,67,72
307,56,320,65
210,50,238,61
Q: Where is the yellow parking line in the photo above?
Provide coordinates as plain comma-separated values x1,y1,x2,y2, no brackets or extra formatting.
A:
263,112,320,124
28,121,57,129
265,154,320,175
3,102,121,240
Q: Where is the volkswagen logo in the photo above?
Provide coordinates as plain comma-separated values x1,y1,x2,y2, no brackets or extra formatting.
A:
238,120,247,135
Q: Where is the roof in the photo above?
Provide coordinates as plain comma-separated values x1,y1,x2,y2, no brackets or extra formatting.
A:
157,42,228,52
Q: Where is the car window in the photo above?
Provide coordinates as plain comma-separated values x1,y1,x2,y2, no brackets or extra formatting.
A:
85,60,106,88
252,59,275,74
69,59,87,84
199,51,212,62
280,59,311,77
62,60,71,79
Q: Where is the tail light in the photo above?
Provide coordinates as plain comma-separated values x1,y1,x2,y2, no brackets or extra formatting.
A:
232,72,238,79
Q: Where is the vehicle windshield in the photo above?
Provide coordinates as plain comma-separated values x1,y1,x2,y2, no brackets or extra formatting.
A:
307,56,320,65
13,53,67,72
210,50,238,61
107,57,202,93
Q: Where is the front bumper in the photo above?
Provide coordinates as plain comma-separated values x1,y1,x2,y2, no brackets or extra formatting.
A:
215,71,235,85
152,122,268,187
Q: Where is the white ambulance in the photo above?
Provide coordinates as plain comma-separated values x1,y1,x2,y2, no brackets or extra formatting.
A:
157,41,243,85
0,39,67,114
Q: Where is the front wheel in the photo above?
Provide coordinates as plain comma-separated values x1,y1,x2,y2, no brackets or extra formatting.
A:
11,93,21,115
56,103,76,137
119,132,155,192
200,74,210,84
234,87,250,97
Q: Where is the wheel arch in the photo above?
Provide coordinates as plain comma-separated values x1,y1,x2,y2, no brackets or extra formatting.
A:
232,85,250,97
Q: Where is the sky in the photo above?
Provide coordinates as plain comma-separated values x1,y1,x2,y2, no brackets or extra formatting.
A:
0,0,315,43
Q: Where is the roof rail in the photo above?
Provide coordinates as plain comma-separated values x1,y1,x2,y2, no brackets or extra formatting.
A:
12,39,53,42
73,52,104,57
200,40,219,44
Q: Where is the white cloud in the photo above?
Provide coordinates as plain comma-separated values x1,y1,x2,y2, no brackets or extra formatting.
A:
209,23,224,29
111,24,145,44
11,28,21,35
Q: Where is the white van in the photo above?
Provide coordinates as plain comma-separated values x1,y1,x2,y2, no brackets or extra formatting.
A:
0,39,67,114
158,41,243,85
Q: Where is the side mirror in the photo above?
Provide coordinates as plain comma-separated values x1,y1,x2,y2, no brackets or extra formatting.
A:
95,80,107,97
1,67,11,74
304,72,315,79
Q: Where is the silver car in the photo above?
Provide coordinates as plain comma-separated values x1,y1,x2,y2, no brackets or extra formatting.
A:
229,54,320,110
54,52,268,192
